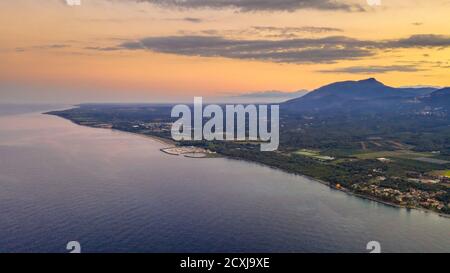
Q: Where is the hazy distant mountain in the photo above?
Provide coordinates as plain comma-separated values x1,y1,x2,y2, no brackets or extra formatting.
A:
397,86,437,97
400,85,442,90
225,90,307,103
429,87,450,97
420,87,450,106
283,78,440,113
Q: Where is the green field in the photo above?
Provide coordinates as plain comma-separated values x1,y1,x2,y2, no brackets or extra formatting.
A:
294,149,335,161
432,170,450,178
353,150,434,160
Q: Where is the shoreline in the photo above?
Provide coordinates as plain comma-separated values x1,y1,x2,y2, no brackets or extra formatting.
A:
114,130,175,146
44,111,175,147
203,151,450,219
47,112,449,219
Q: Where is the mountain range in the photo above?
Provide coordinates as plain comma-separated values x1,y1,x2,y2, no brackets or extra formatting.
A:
283,78,449,115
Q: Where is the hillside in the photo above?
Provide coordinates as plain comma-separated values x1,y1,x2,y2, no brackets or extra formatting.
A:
283,78,439,113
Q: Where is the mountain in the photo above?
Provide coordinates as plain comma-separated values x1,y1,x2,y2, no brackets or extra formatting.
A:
396,87,437,96
429,87,450,97
420,87,450,106
283,78,439,113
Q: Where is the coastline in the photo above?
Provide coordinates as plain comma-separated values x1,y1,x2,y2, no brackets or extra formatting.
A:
222,154,450,219
44,110,175,147
115,130,175,146
46,112,449,219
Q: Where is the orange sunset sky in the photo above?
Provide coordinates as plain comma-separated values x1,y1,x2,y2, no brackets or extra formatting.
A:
0,0,449,102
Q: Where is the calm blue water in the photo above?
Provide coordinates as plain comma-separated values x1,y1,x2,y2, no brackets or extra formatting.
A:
0,106,448,253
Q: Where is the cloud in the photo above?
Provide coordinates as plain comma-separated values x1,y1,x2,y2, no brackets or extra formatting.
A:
117,35,375,63
84,33,450,64
181,17,204,23
163,17,205,23
254,26,343,34
15,44,70,52
178,26,343,39
135,0,364,12
84,46,121,51
319,65,425,74
387,34,450,48
40,44,69,49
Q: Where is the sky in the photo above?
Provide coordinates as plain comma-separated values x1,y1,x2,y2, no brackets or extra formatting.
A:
0,0,449,103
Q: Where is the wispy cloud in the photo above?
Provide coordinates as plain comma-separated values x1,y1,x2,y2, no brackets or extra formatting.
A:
179,26,344,39
181,17,204,23
15,44,70,52
132,0,365,12
251,26,344,34
386,34,450,48
319,65,425,74
84,46,121,51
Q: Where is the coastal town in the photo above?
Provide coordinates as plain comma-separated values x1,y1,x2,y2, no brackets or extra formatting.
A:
353,184,448,212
